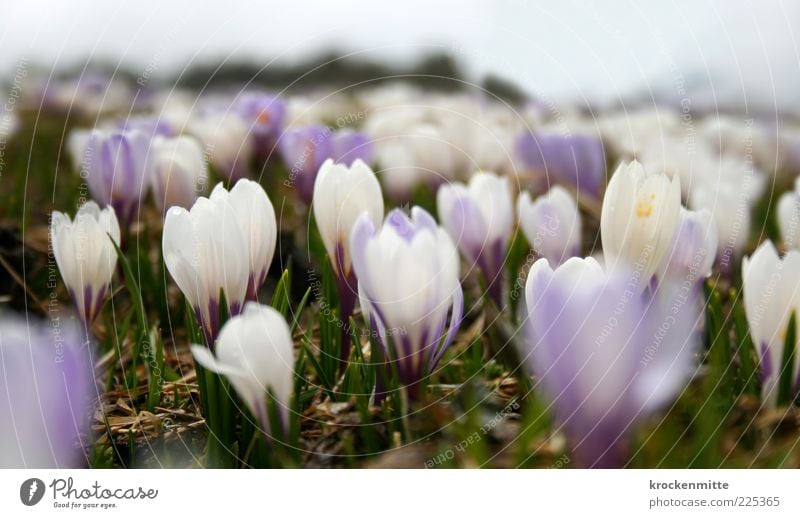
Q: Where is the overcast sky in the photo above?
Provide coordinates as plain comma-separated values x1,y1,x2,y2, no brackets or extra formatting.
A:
2,0,798,113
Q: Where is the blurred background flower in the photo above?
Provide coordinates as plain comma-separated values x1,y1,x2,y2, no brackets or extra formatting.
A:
0,313,95,468
522,257,699,467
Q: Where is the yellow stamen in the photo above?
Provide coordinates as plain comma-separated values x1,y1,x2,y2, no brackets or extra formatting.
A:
635,193,656,218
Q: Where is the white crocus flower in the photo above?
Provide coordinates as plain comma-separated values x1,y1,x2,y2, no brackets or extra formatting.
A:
151,135,207,211
742,241,800,407
777,178,800,250
210,179,277,301
162,195,249,343
517,186,581,266
312,158,383,364
600,160,681,291
188,113,252,181
437,172,514,304
50,201,120,324
192,302,294,432
372,122,457,200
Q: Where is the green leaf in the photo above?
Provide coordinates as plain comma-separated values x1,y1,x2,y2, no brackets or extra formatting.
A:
109,234,147,331
731,290,759,397
691,282,729,467
184,298,202,345
515,395,552,467
505,229,532,320
145,326,165,412
300,338,335,399
271,269,292,316
317,260,341,391
289,287,311,335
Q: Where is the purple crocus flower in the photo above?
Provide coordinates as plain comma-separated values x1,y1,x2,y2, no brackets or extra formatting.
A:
657,207,718,285
351,207,463,400
0,313,95,467
523,257,698,467
516,131,606,198
237,92,286,159
44,72,132,115
117,116,175,139
84,128,153,225
331,129,373,166
279,125,333,204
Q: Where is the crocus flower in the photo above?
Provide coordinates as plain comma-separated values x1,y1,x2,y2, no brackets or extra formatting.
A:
313,158,384,364
523,257,697,467
151,135,207,211
600,160,681,292
777,178,800,250
700,115,780,176
236,92,286,158
192,302,294,434
437,172,514,305
50,202,121,325
516,131,606,198
689,181,751,272
350,207,463,399
742,241,800,407
209,179,277,301
517,186,581,266
66,128,92,173
0,313,94,468
117,116,175,139
657,208,718,284
279,124,332,203
83,128,153,224
189,112,252,182
46,72,132,115
331,129,373,166
163,195,249,344
371,122,457,201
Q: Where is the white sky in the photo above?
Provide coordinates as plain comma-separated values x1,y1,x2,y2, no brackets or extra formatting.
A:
1,0,798,113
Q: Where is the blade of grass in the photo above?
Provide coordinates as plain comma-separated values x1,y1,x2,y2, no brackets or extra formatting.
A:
777,311,797,406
